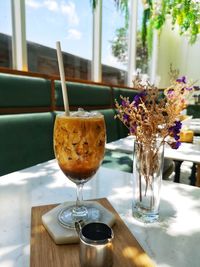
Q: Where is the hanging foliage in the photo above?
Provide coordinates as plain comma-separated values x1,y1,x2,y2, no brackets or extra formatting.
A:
90,0,98,9
141,0,152,47
91,0,200,62
142,0,200,48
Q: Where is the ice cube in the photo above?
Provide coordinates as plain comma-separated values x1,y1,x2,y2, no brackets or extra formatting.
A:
70,108,103,118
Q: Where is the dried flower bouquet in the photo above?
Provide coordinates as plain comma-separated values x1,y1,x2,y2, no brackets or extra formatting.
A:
115,77,194,203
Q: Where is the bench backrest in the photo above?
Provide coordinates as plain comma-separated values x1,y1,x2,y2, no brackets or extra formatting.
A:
0,73,53,114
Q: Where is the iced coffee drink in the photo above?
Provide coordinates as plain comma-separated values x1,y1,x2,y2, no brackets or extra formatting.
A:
54,110,106,184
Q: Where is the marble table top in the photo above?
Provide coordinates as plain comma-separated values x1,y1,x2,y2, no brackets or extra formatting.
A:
106,136,200,163
182,118,200,134
0,160,200,267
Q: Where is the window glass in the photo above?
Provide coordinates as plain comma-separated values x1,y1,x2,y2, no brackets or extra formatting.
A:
102,0,148,86
102,0,127,85
136,1,148,75
26,0,92,79
0,0,12,68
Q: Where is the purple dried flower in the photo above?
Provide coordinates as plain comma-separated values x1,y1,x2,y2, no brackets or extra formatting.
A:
130,123,137,134
174,135,180,141
115,75,194,149
167,89,174,95
169,120,182,142
176,76,186,83
170,141,181,149
185,87,193,91
175,120,182,131
169,121,182,134
121,99,128,107
123,113,129,122
133,91,146,108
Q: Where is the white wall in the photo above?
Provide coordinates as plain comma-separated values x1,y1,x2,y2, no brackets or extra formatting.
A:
156,19,200,88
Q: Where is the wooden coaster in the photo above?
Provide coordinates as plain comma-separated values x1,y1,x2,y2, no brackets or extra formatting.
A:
30,198,155,267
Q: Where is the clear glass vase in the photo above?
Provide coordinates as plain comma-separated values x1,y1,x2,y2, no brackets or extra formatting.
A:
132,139,164,223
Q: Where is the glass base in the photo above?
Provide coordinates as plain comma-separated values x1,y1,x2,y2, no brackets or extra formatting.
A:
132,205,159,223
58,205,101,229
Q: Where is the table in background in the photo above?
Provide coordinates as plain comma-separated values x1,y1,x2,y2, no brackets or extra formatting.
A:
0,160,200,267
106,136,200,185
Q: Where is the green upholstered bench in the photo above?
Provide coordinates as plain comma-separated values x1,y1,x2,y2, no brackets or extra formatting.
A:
55,81,112,109
187,105,200,118
0,72,55,176
94,109,128,143
112,87,138,104
0,73,52,110
0,112,55,176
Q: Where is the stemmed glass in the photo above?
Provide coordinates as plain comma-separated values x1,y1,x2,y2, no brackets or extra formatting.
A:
53,110,106,228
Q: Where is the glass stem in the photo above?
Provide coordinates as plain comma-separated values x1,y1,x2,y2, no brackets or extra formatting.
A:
76,183,84,208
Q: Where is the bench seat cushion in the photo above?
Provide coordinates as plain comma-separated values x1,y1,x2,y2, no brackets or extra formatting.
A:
0,112,55,176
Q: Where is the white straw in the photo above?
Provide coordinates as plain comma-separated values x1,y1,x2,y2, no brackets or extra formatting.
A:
56,41,70,116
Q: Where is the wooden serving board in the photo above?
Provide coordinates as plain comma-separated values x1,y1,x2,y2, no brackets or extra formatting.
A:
30,198,155,267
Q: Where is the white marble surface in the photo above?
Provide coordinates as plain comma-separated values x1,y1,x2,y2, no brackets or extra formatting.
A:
106,136,200,163
0,160,200,267
182,118,200,134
